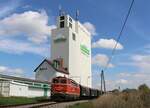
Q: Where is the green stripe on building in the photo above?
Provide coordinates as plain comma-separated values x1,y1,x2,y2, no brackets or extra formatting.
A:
80,44,90,56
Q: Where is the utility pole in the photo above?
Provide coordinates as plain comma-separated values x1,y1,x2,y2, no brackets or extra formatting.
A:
100,70,106,94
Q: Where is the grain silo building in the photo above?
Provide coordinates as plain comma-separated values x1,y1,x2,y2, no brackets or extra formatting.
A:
35,14,92,87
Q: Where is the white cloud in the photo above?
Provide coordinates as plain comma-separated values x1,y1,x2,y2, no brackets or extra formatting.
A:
92,54,150,90
92,38,123,50
116,71,150,89
83,22,97,36
106,79,129,90
118,72,131,77
0,10,56,44
0,38,49,57
0,65,24,77
132,54,150,71
92,54,114,68
116,79,128,84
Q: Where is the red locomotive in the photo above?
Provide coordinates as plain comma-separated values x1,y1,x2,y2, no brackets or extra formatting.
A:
51,76,101,101
51,76,80,101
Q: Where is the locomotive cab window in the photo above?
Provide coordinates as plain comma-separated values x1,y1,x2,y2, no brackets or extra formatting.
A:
53,79,59,83
60,79,67,83
71,80,77,87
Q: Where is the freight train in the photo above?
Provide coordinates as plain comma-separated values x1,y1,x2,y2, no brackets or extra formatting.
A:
51,76,102,101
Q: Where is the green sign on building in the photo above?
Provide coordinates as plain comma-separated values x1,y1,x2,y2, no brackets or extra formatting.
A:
80,44,90,56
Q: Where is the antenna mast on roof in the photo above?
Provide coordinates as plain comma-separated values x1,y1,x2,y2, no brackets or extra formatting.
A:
76,9,80,20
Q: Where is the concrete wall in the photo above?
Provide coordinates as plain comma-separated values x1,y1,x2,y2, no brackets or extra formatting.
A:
0,80,50,97
0,81,10,97
35,61,57,82
51,28,69,69
9,82,28,97
35,61,67,82
28,88,43,97
51,15,92,87
75,22,91,87
28,88,50,97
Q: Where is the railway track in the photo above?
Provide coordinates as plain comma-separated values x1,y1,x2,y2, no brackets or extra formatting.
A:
0,100,89,108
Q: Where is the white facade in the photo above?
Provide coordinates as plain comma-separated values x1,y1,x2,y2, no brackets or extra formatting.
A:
0,75,50,97
9,81,28,97
0,81,28,97
51,15,92,87
0,80,10,97
35,60,68,82
28,88,50,97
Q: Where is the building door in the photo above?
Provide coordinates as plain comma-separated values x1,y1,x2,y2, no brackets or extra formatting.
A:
44,88,47,97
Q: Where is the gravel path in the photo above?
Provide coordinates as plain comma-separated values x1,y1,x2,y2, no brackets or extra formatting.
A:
2,100,89,108
39,100,89,108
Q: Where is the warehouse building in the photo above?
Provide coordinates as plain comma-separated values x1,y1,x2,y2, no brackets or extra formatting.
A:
35,13,92,87
0,74,50,97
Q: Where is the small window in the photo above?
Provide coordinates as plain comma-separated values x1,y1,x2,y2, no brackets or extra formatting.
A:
39,68,47,70
60,79,67,83
69,23,72,28
60,16,64,20
72,33,76,41
53,79,59,83
60,21,64,28
69,17,72,22
64,67,68,71
71,80,77,87
34,83,41,87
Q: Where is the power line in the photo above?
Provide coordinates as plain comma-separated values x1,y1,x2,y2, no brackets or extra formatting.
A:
103,0,135,71
100,0,135,92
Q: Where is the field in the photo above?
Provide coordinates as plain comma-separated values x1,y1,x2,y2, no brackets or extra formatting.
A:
69,84,150,108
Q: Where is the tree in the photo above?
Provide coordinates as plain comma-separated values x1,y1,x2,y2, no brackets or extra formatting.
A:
138,84,149,92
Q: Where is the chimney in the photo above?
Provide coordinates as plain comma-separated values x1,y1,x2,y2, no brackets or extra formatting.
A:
58,58,63,68
54,58,63,69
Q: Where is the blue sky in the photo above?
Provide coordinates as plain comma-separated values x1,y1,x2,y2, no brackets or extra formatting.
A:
0,0,150,90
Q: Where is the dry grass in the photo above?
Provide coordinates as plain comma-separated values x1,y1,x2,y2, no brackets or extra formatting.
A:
69,84,150,108
92,91,150,108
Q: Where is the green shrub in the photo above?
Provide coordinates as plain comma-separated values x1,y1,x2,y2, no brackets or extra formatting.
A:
138,84,149,93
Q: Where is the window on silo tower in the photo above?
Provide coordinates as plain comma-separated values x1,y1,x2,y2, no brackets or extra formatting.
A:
72,33,76,41
60,21,64,28
60,16,64,20
69,17,72,28
69,23,72,28
69,17,72,22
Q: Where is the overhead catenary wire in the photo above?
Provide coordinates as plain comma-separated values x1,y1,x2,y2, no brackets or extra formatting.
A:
103,0,135,72
100,0,135,92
